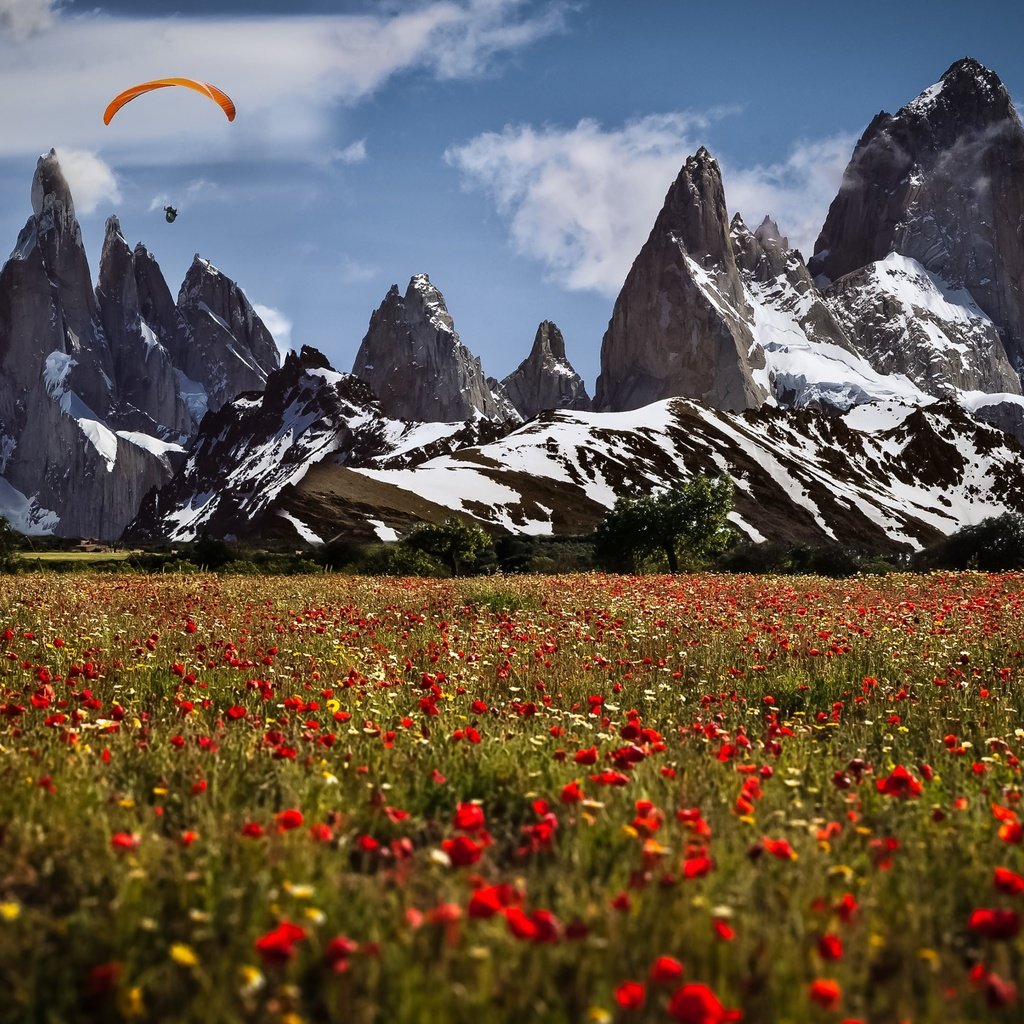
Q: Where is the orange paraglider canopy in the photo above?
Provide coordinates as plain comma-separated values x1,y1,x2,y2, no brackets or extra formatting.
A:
103,78,235,125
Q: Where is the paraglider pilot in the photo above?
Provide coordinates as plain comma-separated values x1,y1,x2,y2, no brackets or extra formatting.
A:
164,206,178,223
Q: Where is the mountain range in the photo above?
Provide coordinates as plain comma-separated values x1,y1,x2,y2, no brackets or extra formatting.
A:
4,57,1024,552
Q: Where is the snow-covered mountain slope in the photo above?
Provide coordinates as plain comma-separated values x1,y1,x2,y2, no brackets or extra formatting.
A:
133,344,1024,552
0,150,284,539
334,398,1024,552
126,347,517,542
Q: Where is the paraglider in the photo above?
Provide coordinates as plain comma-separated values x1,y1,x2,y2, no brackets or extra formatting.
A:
163,206,178,223
102,78,235,125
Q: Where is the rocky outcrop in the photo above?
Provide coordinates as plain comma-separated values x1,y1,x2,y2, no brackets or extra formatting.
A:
352,274,508,422
127,345,512,543
498,321,591,419
826,253,1022,397
0,150,284,538
0,152,178,538
175,256,281,414
96,217,194,438
594,148,768,413
810,57,1024,378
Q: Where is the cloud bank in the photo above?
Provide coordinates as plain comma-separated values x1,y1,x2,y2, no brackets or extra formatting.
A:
448,113,856,294
0,0,570,162
53,146,121,214
253,303,293,362
0,0,58,42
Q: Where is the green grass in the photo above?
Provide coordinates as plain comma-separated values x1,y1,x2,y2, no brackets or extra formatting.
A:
0,571,1021,1023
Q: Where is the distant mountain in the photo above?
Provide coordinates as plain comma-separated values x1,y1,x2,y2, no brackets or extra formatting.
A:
10,57,1024,553
497,321,591,419
127,345,516,544
130,343,1024,551
352,274,514,423
810,57,1024,378
0,150,281,538
594,59,1024,443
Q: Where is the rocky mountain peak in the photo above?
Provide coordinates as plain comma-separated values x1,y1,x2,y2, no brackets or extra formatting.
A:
595,146,767,413
532,320,566,362
352,274,505,423
810,56,1024,379
406,273,456,334
903,57,1017,129
656,147,744,306
175,253,281,413
497,320,592,419
30,149,75,224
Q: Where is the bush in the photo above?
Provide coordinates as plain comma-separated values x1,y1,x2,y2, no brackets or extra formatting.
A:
355,544,447,577
717,541,905,577
914,513,1024,571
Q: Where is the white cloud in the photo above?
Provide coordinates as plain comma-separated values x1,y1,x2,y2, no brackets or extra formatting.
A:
447,114,856,294
0,0,57,41
147,178,219,215
52,146,120,214
331,139,367,166
723,134,857,258
0,1,568,163
253,303,293,362
446,113,711,294
338,254,379,284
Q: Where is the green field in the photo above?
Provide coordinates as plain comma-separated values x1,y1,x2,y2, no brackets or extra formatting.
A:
0,572,1021,1023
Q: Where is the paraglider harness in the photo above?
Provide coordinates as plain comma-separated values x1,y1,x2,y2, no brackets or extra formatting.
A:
164,206,178,223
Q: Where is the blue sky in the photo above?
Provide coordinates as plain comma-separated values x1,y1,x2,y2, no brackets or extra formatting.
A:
1,0,1022,390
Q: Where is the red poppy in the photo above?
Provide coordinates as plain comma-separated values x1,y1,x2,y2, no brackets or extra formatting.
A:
650,955,685,985
683,852,714,879
875,764,922,798
442,834,485,867
667,982,742,1023
275,809,303,831
614,981,646,1010
453,802,486,833
994,866,1024,895
816,933,843,960
761,836,797,860
323,935,359,973
111,831,140,852
560,780,584,804
468,884,518,919
241,821,265,839
968,908,1020,940
254,920,305,966
809,978,841,1009
504,906,538,941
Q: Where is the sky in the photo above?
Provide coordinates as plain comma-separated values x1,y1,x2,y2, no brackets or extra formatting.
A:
1,0,1022,391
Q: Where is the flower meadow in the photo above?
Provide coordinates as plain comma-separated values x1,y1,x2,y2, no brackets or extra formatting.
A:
1,571,1023,1024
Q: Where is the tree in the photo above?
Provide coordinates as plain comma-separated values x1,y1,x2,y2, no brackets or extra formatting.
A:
0,516,22,573
915,512,1024,571
404,517,494,576
594,475,735,573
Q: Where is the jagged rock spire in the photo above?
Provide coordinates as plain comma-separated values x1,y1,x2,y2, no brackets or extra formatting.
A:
594,147,767,413
497,321,591,419
352,274,504,422
810,57,1024,377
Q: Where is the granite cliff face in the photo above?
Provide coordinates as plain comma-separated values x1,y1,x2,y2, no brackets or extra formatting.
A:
352,274,510,423
0,150,283,538
594,148,768,413
594,59,1024,425
96,217,194,438
810,57,1024,379
497,321,591,419
175,256,281,414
